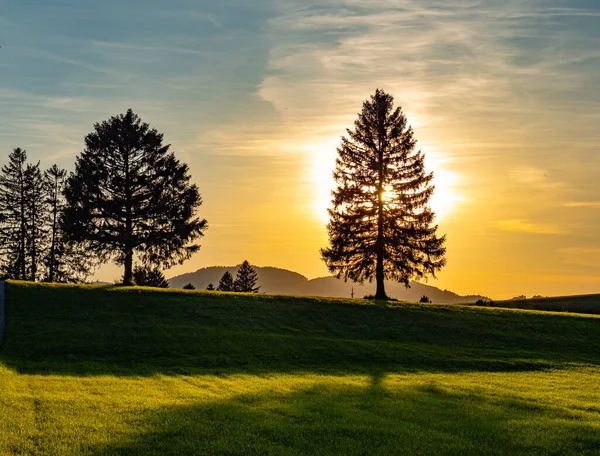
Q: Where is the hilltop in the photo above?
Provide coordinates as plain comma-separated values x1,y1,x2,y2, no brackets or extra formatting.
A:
168,265,488,303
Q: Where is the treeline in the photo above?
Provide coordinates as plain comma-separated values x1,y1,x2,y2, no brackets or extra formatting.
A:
0,109,207,285
0,148,91,282
205,260,260,293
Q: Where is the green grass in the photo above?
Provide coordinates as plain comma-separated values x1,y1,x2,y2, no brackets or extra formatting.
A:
468,293,600,315
1,281,600,455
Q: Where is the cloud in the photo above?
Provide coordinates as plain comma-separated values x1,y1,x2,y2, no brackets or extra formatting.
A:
492,219,563,235
509,166,563,190
560,248,600,269
563,201,600,209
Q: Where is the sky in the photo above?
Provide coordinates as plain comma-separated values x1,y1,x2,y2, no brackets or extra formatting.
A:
1,0,599,299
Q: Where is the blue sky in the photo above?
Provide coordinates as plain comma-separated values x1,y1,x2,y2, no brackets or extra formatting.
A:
1,0,599,297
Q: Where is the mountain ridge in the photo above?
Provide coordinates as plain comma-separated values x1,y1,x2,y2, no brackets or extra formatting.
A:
168,265,488,304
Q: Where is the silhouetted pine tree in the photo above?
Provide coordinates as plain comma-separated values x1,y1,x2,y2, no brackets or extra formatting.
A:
321,89,446,300
0,148,29,279
217,271,234,291
233,260,260,293
24,161,48,281
44,165,67,282
43,165,94,283
132,266,169,288
183,283,196,290
206,283,215,291
62,109,208,285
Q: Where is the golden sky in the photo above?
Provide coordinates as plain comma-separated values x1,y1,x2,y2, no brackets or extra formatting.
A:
1,1,599,299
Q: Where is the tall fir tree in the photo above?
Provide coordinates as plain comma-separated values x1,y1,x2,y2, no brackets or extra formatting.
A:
233,260,260,293
43,165,94,283
0,148,29,279
321,89,446,299
44,164,67,282
24,161,48,281
62,109,208,285
217,271,234,292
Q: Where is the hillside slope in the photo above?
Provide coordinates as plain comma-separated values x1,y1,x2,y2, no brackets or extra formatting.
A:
2,282,598,376
168,265,487,303
1,282,600,455
488,293,600,314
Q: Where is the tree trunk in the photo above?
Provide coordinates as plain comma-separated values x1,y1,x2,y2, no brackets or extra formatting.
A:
375,108,387,300
31,205,36,282
48,180,58,283
375,255,386,299
375,190,386,299
123,249,134,286
19,168,27,281
122,147,134,286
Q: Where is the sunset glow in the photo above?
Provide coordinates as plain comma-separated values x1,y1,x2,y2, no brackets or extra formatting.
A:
1,1,599,299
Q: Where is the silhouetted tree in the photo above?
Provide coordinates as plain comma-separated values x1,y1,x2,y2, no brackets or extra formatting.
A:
217,271,234,291
62,110,207,285
206,283,215,291
233,260,260,293
183,283,196,290
321,90,446,299
24,161,48,281
43,164,67,282
132,266,169,288
42,164,94,284
0,148,28,279
419,295,431,303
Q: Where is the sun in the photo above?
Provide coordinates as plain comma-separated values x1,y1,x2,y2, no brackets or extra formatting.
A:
426,158,465,222
307,141,464,224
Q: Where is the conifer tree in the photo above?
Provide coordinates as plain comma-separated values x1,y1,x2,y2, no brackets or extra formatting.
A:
132,266,169,288
44,165,67,282
233,260,260,293
217,271,234,291
183,283,196,290
0,148,29,279
205,283,214,291
43,164,94,283
24,161,48,281
321,89,446,299
62,109,208,285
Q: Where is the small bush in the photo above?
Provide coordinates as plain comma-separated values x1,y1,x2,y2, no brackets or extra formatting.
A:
363,294,398,301
419,295,431,303
183,283,195,290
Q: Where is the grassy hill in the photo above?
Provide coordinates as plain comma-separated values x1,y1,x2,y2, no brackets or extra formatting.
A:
469,293,600,315
1,282,600,455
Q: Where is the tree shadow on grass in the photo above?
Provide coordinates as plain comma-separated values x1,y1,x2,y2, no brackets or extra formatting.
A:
86,380,600,456
2,283,600,377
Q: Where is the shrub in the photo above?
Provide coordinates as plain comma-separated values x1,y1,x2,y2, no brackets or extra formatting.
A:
183,283,195,290
419,295,431,303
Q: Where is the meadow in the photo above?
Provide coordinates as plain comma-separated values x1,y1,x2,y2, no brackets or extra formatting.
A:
472,294,600,315
1,282,600,455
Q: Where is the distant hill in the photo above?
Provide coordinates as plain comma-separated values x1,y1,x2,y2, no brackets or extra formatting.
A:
168,265,488,304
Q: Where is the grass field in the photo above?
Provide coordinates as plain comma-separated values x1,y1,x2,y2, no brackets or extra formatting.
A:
1,282,600,455
468,294,600,315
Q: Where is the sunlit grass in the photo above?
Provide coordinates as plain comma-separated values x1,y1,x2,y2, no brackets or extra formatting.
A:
1,282,600,455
